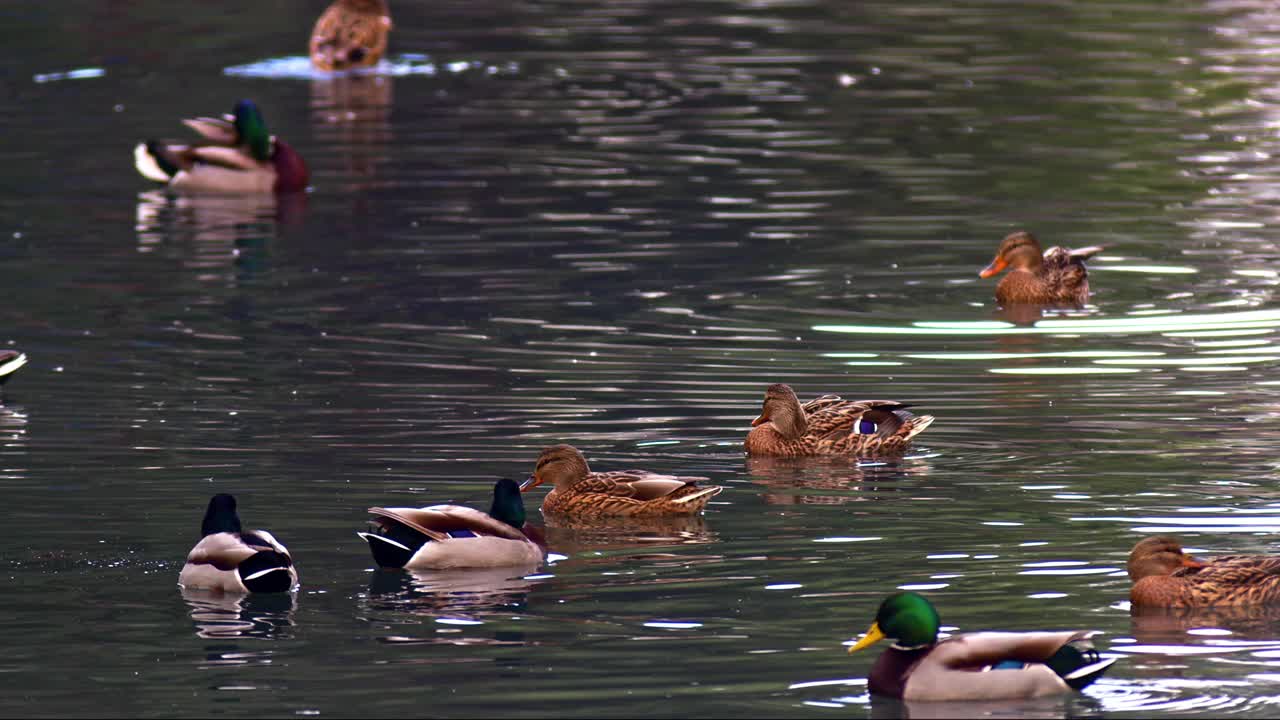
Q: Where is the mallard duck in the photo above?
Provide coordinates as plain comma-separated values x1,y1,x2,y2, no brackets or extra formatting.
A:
848,592,1115,701
179,494,298,593
979,230,1104,306
520,444,723,518
359,478,545,569
310,0,393,72
0,350,27,385
134,100,309,194
744,383,933,458
1128,535,1280,607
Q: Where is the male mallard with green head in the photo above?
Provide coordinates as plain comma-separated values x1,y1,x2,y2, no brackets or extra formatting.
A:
848,592,1115,701
979,230,1104,306
745,383,933,458
359,478,545,570
179,494,298,593
521,444,723,518
134,100,309,194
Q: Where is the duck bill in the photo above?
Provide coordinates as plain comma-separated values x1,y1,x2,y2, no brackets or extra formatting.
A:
979,256,1007,279
1181,554,1207,570
848,622,885,654
519,474,542,493
751,412,768,427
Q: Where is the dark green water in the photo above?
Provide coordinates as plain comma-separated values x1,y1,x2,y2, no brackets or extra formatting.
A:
5,0,1280,716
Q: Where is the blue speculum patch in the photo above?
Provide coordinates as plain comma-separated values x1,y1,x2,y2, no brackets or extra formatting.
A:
446,529,478,539
856,420,878,435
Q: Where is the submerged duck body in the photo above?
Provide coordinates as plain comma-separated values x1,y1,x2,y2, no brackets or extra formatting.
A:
134,100,308,194
521,444,723,518
979,230,1104,306
310,0,393,72
849,592,1115,701
179,494,298,594
1128,535,1280,607
0,350,27,385
360,478,544,570
744,383,933,458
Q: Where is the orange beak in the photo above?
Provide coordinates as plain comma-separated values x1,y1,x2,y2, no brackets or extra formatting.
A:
979,255,1007,279
519,473,542,493
751,412,768,427
1181,554,1206,570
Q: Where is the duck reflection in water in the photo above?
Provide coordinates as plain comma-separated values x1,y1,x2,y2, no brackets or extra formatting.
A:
366,565,543,647
180,586,297,641
135,189,306,284
746,454,933,506
309,73,393,204
866,693,1089,720
368,564,541,611
541,511,718,557
1129,603,1280,646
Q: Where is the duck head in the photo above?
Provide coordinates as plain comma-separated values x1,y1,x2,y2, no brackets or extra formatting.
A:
848,591,941,653
489,477,528,528
980,230,1044,279
751,383,808,440
1127,536,1206,581
521,444,591,493
200,493,243,537
232,100,272,162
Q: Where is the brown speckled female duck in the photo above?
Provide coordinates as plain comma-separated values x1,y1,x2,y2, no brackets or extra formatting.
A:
520,444,723,518
310,0,393,72
979,230,1104,306
1128,536,1280,607
744,384,934,458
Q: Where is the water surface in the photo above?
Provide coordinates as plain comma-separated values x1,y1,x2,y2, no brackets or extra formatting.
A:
5,0,1280,716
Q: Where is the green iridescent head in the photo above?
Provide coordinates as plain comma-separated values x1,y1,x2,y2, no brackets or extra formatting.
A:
848,592,941,653
489,478,527,529
233,99,272,162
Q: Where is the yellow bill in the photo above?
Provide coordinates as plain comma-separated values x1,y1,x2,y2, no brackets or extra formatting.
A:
848,622,885,654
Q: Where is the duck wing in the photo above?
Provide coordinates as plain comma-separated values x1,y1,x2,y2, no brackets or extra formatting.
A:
369,505,526,542
141,142,262,177
805,399,913,442
1175,554,1280,597
185,532,262,571
1066,245,1106,262
182,115,238,145
1042,246,1097,301
189,145,265,171
903,632,1111,701
932,631,1091,669
580,470,714,501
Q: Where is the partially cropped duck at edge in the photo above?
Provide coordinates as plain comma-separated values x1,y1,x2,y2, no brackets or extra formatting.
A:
310,0,393,72
848,592,1115,701
979,230,1105,306
744,383,933,458
359,478,545,570
520,444,723,518
179,494,298,593
134,100,309,194
1128,535,1280,607
0,350,27,385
